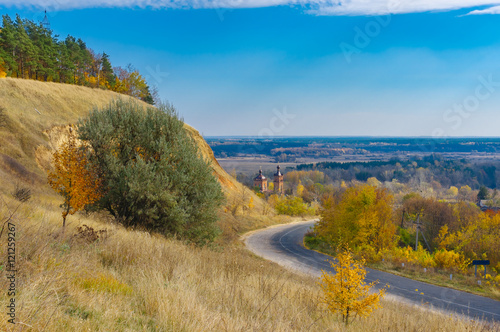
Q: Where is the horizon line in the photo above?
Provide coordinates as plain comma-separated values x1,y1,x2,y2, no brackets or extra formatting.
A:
203,135,500,139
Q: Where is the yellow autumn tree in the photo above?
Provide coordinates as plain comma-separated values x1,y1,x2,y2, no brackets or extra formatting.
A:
0,58,7,78
296,180,305,197
47,130,103,228
319,250,386,326
315,184,396,253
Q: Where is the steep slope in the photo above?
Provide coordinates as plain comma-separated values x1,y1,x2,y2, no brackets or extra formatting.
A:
0,78,262,211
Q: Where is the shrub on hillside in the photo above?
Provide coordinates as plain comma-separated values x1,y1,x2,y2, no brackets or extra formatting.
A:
77,100,224,245
0,106,7,127
433,249,469,272
271,195,315,216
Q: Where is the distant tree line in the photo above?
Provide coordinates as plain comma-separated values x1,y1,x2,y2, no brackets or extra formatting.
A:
0,14,155,104
298,154,499,190
208,137,500,160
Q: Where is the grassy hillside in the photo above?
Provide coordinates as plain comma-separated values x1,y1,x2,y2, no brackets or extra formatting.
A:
0,78,496,331
0,78,277,237
0,77,253,199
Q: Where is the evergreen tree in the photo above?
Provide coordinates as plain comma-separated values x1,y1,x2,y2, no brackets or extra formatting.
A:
25,20,56,81
14,15,37,79
0,15,18,76
0,14,155,102
64,35,80,83
57,40,75,83
477,186,489,201
101,52,116,88
77,38,92,85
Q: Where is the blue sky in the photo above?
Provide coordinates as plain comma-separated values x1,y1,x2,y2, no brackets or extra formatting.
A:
2,1,500,136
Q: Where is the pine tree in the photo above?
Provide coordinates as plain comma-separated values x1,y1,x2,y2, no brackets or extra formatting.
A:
25,20,56,81
101,52,116,89
477,186,489,201
0,14,155,101
57,40,75,83
0,15,17,76
14,15,38,79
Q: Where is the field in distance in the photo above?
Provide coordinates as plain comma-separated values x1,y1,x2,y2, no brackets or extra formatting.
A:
207,136,500,175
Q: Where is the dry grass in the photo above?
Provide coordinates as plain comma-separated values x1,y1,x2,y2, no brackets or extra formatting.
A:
0,77,267,216
0,194,497,331
0,78,498,331
0,78,137,182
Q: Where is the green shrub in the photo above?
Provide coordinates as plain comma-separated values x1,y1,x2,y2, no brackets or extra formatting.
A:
77,100,224,245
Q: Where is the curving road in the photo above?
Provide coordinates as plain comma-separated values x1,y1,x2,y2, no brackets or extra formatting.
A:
244,220,500,322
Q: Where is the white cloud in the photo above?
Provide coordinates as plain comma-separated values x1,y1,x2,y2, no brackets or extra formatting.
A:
2,0,500,16
466,5,500,14
306,1,500,16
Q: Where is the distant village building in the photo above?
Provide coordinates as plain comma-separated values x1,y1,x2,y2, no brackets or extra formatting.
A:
253,169,268,192
274,165,284,195
253,165,284,194
477,199,500,212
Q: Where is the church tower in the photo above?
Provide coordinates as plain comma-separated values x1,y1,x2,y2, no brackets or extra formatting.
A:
274,165,284,195
253,169,268,192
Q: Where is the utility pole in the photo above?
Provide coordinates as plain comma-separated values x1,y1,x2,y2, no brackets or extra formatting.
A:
415,214,419,251
414,214,432,253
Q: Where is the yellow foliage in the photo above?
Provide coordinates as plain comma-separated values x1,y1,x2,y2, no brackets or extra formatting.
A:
77,273,133,295
437,225,452,250
319,250,386,326
446,186,458,197
412,245,436,268
315,184,396,252
0,60,6,78
286,170,326,185
47,130,103,227
367,177,381,187
494,275,500,285
433,249,469,272
444,212,500,269
296,180,304,197
392,245,418,264
248,197,254,210
390,246,468,271
113,77,129,94
274,195,314,216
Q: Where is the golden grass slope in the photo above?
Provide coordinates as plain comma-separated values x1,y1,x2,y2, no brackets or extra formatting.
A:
0,77,262,210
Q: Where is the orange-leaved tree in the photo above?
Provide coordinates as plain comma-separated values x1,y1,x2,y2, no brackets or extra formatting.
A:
319,250,386,326
47,130,102,228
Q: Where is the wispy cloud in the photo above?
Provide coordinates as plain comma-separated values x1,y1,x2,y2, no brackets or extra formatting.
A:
466,5,500,14
2,0,500,16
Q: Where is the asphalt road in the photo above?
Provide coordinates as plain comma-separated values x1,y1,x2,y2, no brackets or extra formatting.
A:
244,220,500,322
